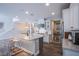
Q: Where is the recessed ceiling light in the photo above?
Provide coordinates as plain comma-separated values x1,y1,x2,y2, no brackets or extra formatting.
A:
12,16,19,22
51,12,55,15
25,11,29,15
45,3,50,6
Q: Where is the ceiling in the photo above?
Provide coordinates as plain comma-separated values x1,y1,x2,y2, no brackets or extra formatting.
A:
0,3,70,22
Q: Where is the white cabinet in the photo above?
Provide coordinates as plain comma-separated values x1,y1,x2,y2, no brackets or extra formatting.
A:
62,8,71,32
63,3,79,32
70,3,79,30
43,34,49,43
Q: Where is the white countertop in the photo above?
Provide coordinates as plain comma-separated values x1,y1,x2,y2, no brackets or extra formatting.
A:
0,32,44,41
22,33,44,40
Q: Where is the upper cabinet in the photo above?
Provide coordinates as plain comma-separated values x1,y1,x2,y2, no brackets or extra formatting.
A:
70,4,79,30
63,3,79,32
62,8,70,32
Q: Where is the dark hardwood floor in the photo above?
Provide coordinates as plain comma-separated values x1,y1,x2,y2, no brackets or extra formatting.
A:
39,42,62,56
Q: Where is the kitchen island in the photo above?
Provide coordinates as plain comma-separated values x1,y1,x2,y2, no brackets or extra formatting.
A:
15,33,44,56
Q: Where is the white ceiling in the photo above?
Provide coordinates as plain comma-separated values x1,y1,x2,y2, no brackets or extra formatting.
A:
0,3,70,22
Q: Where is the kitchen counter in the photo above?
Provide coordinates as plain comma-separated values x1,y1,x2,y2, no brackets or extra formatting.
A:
15,33,44,56
22,33,43,40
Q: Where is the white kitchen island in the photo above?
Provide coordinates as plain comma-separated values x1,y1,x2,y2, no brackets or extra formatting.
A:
15,33,44,56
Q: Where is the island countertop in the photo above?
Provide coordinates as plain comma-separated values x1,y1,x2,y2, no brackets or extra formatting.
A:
21,33,44,40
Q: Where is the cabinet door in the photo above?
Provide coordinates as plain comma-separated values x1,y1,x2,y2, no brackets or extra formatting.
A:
62,8,71,32
70,4,79,30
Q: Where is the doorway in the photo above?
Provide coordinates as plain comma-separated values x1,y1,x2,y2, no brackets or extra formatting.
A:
51,20,62,43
